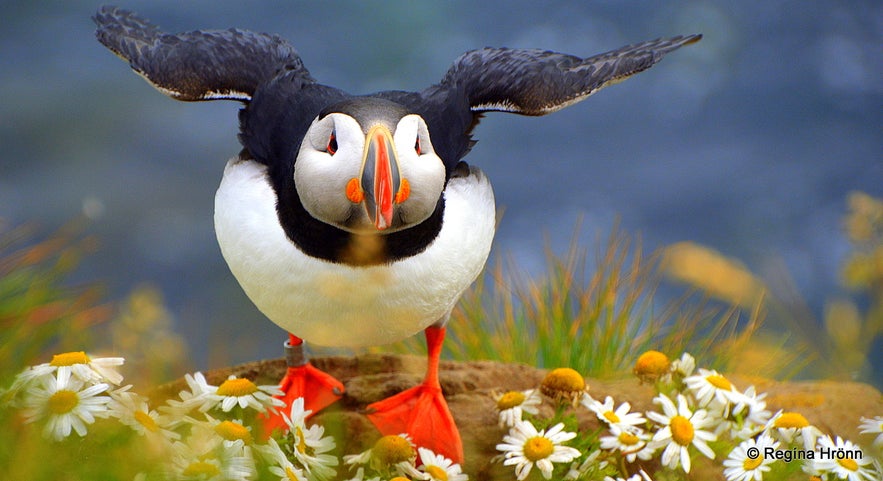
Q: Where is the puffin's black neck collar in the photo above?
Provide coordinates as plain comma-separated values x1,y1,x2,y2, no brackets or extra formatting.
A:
274,175,445,266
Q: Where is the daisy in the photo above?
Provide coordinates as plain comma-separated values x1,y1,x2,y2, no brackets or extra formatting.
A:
764,411,823,451
412,447,468,481
7,352,124,402
684,368,741,410
671,352,696,378
727,386,772,440
599,425,655,462
207,374,286,414
281,398,338,480
811,435,879,481
723,433,779,481
584,395,647,431
51,351,125,385
21,368,111,441
540,368,588,406
259,437,309,481
647,393,717,473
494,389,541,428
160,371,219,419
181,417,259,478
3,367,55,408
858,416,883,448
187,414,256,460
563,450,607,480
108,387,180,445
496,420,581,480
633,350,671,383
169,438,255,481
347,433,416,475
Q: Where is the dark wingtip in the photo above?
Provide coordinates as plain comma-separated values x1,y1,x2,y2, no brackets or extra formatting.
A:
685,33,703,45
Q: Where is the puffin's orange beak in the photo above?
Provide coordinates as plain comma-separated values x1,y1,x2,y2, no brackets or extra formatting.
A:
361,125,399,231
343,124,412,231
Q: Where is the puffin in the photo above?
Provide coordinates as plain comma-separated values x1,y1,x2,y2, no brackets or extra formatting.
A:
94,5,700,462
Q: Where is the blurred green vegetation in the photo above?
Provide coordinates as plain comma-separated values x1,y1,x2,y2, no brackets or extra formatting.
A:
0,219,190,480
0,220,109,381
388,222,806,381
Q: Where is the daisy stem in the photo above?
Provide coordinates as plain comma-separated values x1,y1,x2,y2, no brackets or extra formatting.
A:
618,453,629,478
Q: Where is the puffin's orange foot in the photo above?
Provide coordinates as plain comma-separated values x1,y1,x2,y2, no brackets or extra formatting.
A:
366,383,463,464
260,336,344,436
365,326,463,464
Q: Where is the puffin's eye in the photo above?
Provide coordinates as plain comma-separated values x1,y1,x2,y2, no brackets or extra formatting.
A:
326,132,338,155
415,137,422,155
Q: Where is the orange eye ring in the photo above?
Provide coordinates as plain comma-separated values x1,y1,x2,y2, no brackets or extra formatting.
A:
415,138,421,155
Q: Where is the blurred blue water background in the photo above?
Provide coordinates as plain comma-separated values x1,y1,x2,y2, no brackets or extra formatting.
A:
1,1,880,374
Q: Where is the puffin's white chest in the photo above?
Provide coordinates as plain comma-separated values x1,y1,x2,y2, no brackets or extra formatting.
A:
214,158,495,347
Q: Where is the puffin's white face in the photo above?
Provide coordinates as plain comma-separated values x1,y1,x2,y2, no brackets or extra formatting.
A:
294,112,446,234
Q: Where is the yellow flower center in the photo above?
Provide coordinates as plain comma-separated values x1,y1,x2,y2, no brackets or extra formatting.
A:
50,351,91,367
542,368,585,392
372,434,415,466
670,415,695,446
706,374,733,390
603,410,621,424
540,368,586,404
284,466,302,481
837,458,859,472
497,391,526,410
618,431,639,445
743,456,763,470
294,426,309,455
134,410,159,432
424,464,449,481
523,436,554,461
47,390,79,414
214,420,252,444
773,412,809,429
633,351,671,380
390,478,411,481
216,377,258,397
182,461,220,477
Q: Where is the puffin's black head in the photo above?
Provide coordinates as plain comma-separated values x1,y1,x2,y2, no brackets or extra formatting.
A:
294,97,445,234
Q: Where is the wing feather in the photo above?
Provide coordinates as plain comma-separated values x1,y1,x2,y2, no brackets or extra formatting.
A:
94,6,312,101
436,35,701,115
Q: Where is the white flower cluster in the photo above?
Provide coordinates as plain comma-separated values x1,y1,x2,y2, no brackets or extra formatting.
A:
4,350,881,481
2,351,470,481
492,352,883,481
1,352,341,480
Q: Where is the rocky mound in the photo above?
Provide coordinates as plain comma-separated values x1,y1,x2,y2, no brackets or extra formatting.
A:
157,354,882,480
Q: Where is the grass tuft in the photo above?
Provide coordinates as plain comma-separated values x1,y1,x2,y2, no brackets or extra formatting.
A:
389,221,791,379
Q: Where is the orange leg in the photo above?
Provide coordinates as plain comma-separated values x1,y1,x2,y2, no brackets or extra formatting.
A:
261,333,345,436
366,326,463,463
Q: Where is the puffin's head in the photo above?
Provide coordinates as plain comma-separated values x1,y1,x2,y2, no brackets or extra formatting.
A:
294,98,445,234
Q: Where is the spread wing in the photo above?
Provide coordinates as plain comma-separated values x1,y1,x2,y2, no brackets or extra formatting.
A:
93,6,313,101
434,35,701,115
